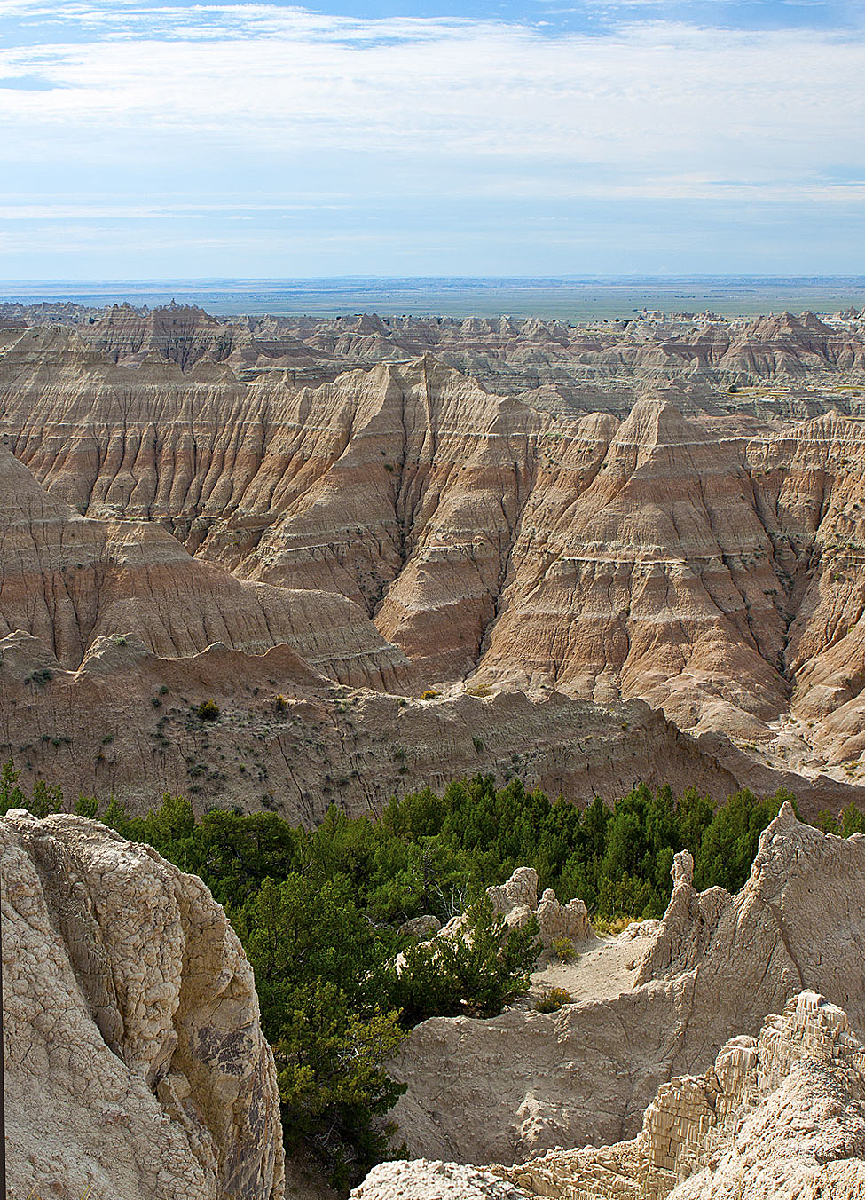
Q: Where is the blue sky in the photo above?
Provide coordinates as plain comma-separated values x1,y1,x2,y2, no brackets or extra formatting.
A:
0,0,863,279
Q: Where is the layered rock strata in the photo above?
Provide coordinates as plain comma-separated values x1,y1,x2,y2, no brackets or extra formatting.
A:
0,442,409,689
3,811,284,1200
4,311,865,793
4,315,865,783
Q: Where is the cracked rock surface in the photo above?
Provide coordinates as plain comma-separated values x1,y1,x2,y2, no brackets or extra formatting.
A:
3,811,285,1200
375,991,865,1200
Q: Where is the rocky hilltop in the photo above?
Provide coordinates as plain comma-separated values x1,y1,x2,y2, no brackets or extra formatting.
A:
2,810,284,1200
1,306,865,808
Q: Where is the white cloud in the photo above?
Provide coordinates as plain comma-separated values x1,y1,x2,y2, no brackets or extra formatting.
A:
0,1,862,277
2,15,861,183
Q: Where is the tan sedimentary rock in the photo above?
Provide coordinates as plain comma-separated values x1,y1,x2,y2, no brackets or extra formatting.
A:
536,889,590,949
1,318,863,760
4,312,865,794
0,443,410,689
355,992,865,1200
496,991,865,1200
353,1160,532,1200
428,868,591,961
487,868,591,950
387,804,865,1165
487,867,541,916
3,811,284,1200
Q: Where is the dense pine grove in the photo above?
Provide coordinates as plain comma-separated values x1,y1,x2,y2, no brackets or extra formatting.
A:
4,761,865,1188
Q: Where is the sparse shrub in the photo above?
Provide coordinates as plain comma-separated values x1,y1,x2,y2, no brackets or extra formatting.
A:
159,685,170,695
74,795,99,819
151,697,162,708
392,894,540,1023
550,935,576,963
592,915,637,936
0,760,24,815
841,802,865,836
198,699,219,722
31,778,62,817
535,986,572,1013
274,693,288,713
472,735,485,752
421,689,439,700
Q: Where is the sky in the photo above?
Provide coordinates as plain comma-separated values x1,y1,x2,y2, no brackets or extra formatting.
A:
0,0,863,279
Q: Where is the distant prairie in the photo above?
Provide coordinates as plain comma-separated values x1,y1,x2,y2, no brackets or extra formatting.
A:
3,275,865,320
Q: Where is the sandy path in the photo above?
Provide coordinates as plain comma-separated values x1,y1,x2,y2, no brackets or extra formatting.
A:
528,923,659,1006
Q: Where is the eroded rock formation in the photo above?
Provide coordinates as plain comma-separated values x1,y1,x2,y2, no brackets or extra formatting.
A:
0,443,409,689
387,804,865,1164
3,810,284,1200
2,306,865,807
358,992,865,1200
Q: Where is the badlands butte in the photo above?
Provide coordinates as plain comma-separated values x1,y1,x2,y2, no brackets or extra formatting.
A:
2,301,865,819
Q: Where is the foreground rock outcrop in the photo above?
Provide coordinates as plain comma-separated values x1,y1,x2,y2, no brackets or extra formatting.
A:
3,811,285,1200
359,991,865,1200
499,990,865,1199
388,804,865,1164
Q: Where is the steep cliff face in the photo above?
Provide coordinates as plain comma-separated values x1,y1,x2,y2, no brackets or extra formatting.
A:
0,443,409,689
3,811,284,1200
387,806,865,1164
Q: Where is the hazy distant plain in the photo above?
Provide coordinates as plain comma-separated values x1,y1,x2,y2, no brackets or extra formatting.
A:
3,278,865,321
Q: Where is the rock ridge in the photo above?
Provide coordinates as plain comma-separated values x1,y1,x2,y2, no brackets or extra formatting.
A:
3,811,284,1200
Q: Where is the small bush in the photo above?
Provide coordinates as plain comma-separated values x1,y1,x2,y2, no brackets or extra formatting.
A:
472,735,485,752
198,699,219,722
535,986,572,1013
274,694,288,713
421,689,440,700
550,935,576,963
593,915,637,936
74,795,99,819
